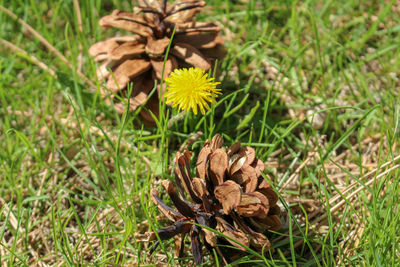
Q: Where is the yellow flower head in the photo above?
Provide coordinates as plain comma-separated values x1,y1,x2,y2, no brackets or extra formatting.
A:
164,67,221,115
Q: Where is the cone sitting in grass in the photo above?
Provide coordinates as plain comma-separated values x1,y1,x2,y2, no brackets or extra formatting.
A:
148,134,282,265
89,0,225,124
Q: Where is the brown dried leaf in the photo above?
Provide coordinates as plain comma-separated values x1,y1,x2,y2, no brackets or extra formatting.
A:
209,148,228,185
171,43,211,70
150,55,178,80
107,59,151,92
214,180,241,214
109,41,145,60
146,37,171,58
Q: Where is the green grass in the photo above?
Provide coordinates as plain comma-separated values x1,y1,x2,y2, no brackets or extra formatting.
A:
1,0,400,266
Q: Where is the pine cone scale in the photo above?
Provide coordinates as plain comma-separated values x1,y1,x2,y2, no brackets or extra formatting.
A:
174,32,222,49
166,0,205,19
108,41,145,61
176,153,203,204
100,15,152,37
209,148,228,185
139,95,159,125
106,59,151,92
214,180,241,214
127,77,154,110
150,189,184,221
171,43,211,70
89,39,119,58
190,226,203,265
215,217,249,250
236,192,270,218
111,10,155,27
195,145,211,180
175,21,221,33
145,37,170,58
150,56,178,80
161,180,195,218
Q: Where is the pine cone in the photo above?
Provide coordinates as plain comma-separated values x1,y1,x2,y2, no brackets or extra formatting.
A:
149,134,282,265
89,0,225,124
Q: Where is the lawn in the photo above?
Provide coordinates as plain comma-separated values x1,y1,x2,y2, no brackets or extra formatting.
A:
1,0,400,266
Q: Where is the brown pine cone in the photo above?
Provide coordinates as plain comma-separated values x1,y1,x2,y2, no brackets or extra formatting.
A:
89,0,225,125
149,134,282,265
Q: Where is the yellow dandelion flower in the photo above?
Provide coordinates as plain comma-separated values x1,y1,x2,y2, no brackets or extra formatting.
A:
164,67,221,115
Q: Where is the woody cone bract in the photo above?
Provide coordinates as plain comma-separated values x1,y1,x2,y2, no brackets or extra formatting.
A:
89,0,225,125
149,134,282,265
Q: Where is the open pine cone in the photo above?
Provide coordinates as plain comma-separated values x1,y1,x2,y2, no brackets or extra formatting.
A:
89,0,225,124
149,134,282,265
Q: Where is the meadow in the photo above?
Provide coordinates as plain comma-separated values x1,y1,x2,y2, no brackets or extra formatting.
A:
1,0,400,266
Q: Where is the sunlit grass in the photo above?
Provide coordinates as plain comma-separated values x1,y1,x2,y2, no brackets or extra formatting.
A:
1,0,399,266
